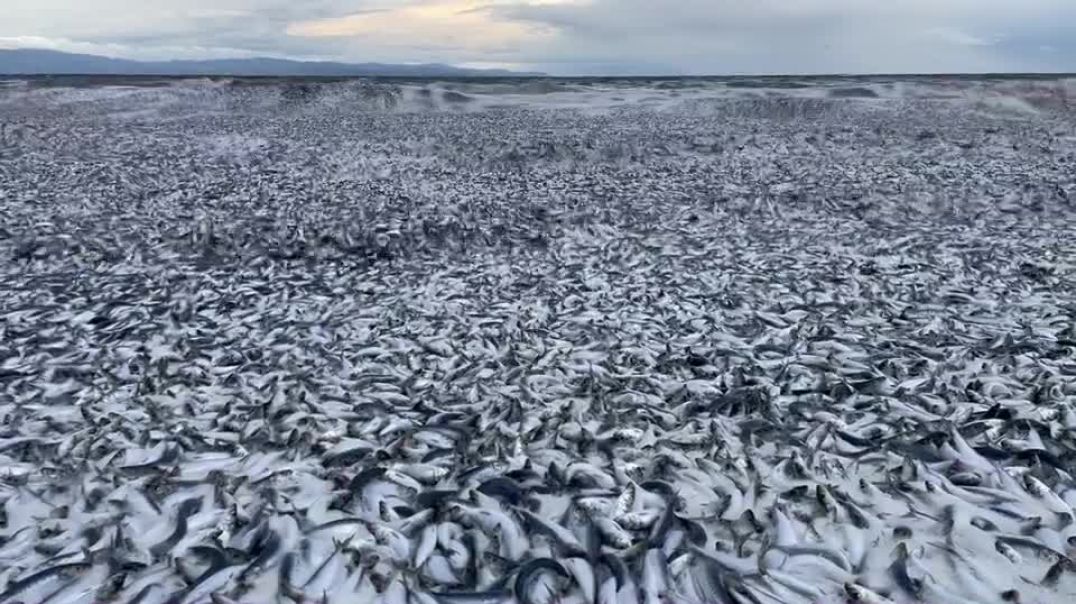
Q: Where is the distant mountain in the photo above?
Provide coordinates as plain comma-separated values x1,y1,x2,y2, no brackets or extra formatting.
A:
0,48,544,77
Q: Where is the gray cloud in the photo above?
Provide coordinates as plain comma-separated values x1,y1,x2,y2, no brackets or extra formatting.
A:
2,1,1075,74
0,1,380,60
487,0,1076,74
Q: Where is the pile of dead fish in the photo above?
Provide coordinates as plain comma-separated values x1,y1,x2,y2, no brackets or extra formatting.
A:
1,78,1076,603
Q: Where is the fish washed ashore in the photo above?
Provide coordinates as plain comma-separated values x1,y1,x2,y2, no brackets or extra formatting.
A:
1,77,1076,603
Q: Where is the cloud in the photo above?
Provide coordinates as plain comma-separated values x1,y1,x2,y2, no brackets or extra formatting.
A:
481,0,1076,74
0,1,371,60
286,1,554,55
1,0,1075,73
925,27,994,48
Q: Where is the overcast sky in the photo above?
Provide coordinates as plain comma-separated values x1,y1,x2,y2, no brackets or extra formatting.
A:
2,0,1075,75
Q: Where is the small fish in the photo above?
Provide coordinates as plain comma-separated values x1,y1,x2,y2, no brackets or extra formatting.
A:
150,497,203,558
514,558,568,604
592,517,633,549
415,524,439,569
0,562,93,601
641,549,669,604
844,582,896,604
995,540,1023,565
563,557,597,604
612,483,636,519
1023,474,1073,516
617,509,661,530
888,543,922,599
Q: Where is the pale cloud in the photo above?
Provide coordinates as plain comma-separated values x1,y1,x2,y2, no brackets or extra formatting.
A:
925,27,995,48
485,0,1076,74
286,1,554,53
1,0,1074,74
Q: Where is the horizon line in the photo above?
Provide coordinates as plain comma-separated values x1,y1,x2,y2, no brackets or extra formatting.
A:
2,47,1075,80
4,71,1076,79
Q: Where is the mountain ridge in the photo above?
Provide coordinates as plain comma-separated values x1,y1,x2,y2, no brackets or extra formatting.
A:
0,48,544,77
